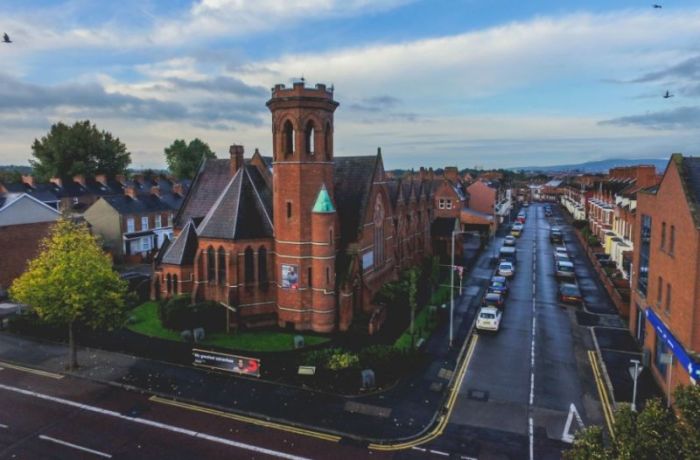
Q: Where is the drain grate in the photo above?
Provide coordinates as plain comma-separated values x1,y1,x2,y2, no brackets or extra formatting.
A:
467,389,489,402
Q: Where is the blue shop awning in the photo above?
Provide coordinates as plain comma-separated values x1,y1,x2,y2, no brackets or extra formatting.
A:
646,308,700,381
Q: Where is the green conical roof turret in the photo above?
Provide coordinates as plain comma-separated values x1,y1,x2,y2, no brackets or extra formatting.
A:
312,184,335,213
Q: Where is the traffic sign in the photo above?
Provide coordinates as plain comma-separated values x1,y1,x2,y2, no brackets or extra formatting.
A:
628,365,643,380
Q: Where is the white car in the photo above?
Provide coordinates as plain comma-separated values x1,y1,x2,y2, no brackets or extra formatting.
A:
504,235,517,246
498,261,515,278
476,306,502,332
554,246,568,257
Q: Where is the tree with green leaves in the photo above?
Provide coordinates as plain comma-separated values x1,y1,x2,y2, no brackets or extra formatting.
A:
30,120,131,181
10,218,128,370
565,385,700,460
164,138,215,179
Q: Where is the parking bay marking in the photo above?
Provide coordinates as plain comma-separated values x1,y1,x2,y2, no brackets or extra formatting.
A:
0,383,311,460
39,435,112,458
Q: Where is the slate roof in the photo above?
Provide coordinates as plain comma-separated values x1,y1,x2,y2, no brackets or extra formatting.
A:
102,191,183,215
334,155,378,246
385,180,402,206
196,165,273,240
175,158,233,228
162,221,199,265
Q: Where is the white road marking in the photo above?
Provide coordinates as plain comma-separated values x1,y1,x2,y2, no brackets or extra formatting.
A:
39,435,112,458
0,383,311,460
561,403,585,443
0,423,8,429
528,416,534,460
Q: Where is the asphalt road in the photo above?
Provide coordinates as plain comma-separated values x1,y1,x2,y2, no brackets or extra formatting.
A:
425,203,601,459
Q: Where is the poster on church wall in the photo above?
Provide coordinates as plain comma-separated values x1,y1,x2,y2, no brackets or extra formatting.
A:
362,251,374,271
281,264,299,289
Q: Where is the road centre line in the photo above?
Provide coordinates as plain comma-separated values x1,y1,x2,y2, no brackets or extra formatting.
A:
39,435,112,458
0,383,311,460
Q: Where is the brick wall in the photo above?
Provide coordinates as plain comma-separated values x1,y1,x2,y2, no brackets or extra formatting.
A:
0,221,53,290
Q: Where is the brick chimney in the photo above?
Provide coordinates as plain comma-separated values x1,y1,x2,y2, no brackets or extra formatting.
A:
50,177,63,188
230,144,245,176
445,166,458,183
125,185,137,199
95,174,108,186
172,183,183,196
21,174,35,187
73,174,86,187
151,186,160,198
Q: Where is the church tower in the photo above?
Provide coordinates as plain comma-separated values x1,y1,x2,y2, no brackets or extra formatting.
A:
267,82,339,332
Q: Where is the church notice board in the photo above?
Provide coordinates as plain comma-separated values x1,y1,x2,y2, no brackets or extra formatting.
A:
192,348,261,377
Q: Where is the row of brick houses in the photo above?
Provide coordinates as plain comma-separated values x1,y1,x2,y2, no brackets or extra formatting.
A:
562,158,700,398
152,81,510,334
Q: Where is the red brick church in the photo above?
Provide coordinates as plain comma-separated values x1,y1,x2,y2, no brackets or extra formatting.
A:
153,82,449,333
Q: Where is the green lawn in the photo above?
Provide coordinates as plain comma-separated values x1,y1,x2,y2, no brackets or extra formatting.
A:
127,302,330,352
395,306,436,350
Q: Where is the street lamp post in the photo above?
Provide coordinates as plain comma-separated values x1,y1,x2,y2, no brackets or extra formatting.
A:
450,229,469,348
629,359,642,412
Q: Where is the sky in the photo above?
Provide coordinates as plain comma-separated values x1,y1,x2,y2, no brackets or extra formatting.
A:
2,0,700,170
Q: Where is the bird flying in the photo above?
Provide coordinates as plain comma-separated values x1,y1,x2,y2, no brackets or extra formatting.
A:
663,91,674,99
653,4,662,8
2,33,11,43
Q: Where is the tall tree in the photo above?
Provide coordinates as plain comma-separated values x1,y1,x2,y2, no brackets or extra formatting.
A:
164,138,215,179
30,120,131,181
10,218,128,370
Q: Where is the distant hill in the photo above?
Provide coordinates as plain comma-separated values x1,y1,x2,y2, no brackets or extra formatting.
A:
0,165,32,174
513,158,668,174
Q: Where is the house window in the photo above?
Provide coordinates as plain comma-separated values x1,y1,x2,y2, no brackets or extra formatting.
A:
127,218,135,233
445,200,453,210
660,222,666,250
439,198,446,209
657,276,663,306
172,274,178,294
324,122,332,161
217,247,226,284
141,237,151,252
669,225,675,255
666,283,672,314
155,215,162,228
637,214,652,296
168,213,173,226
141,216,149,230
244,246,255,287
207,246,215,283
258,246,268,291
654,333,669,376
166,274,172,293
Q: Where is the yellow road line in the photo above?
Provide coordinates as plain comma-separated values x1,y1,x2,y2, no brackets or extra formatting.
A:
368,334,480,451
149,396,341,443
588,351,615,438
0,361,64,380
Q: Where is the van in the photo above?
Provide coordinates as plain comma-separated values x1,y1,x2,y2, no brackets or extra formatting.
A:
499,246,517,264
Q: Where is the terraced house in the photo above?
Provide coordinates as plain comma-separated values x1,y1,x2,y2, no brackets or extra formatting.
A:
153,82,439,334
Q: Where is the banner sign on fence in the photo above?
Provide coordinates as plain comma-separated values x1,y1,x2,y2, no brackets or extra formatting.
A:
192,348,261,377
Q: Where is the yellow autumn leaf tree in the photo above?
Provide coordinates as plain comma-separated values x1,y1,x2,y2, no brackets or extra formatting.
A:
10,217,128,370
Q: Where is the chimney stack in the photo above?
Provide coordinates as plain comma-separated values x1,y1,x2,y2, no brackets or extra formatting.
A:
445,166,458,183
21,174,35,188
50,177,63,188
125,185,137,199
73,174,86,187
230,144,245,176
173,183,183,196
115,174,126,185
151,186,160,198
95,174,108,186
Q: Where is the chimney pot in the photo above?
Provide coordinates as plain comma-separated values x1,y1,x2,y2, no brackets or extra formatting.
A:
21,174,35,187
125,185,137,199
50,177,63,188
230,144,245,176
151,186,160,198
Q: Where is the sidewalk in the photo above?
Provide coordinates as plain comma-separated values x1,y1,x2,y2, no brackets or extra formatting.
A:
0,234,498,444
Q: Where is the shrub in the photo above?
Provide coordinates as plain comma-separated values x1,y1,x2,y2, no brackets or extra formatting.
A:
327,350,360,370
301,348,359,370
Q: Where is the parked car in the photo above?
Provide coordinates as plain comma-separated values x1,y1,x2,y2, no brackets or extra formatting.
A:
488,280,509,297
476,306,502,332
498,261,515,278
516,215,526,224
559,283,583,305
511,223,524,237
499,246,517,264
483,291,505,308
550,228,563,244
504,235,517,246
555,252,571,263
491,275,508,285
555,260,576,280
554,246,568,258
523,202,529,207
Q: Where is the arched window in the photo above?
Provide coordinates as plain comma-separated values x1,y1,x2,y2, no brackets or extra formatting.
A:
207,246,215,283
373,196,385,267
173,274,178,294
305,121,315,154
283,120,294,157
287,202,292,219
244,246,255,287
258,246,268,291
308,267,313,288
324,122,332,160
217,247,226,284
329,228,333,248
166,274,172,293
